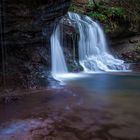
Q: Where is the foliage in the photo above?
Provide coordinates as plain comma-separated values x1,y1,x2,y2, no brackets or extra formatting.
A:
87,12,107,22
69,3,85,14
104,7,125,17
69,1,126,32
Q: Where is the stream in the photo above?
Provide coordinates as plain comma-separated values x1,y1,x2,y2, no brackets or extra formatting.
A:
0,72,140,140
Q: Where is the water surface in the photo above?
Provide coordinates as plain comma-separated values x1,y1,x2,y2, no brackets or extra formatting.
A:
0,72,140,140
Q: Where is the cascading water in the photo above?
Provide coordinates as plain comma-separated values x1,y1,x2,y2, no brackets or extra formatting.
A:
51,23,68,79
68,12,127,72
51,12,128,80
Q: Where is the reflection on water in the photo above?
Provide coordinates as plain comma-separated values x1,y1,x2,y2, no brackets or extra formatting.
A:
65,72,140,93
0,72,140,140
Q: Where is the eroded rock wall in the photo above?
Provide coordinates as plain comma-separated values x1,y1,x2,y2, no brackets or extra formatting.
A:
0,0,71,89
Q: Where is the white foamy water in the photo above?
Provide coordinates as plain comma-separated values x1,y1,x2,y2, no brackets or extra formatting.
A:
68,12,127,72
51,23,68,80
51,12,129,80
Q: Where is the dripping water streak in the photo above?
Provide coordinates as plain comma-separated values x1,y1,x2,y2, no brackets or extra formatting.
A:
51,23,68,80
0,0,6,89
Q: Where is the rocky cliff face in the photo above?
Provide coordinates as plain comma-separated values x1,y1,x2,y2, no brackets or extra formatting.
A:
4,0,71,47
0,0,71,89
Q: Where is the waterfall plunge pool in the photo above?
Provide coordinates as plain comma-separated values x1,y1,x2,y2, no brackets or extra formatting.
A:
1,11,140,140
0,72,140,140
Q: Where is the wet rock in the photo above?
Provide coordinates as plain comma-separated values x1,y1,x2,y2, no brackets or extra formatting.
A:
129,39,139,44
0,0,71,89
110,35,140,64
60,18,83,72
4,0,71,33
0,118,57,140
129,63,140,72
109,127,140,139
121,50,140,63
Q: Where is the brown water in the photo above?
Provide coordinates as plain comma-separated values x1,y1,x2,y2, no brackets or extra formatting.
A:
0,72,140,140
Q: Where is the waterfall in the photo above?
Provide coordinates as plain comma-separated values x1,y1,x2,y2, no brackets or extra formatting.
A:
68,12,126,72
51,23,68,79
51,12,128,79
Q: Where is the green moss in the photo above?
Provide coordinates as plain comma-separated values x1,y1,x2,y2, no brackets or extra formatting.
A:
87,12,107,22
107,7,125,17
69,3,85,14
104,25,111,33
69,2,127,33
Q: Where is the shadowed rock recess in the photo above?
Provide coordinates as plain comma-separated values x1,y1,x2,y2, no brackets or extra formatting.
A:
0,0,71,89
